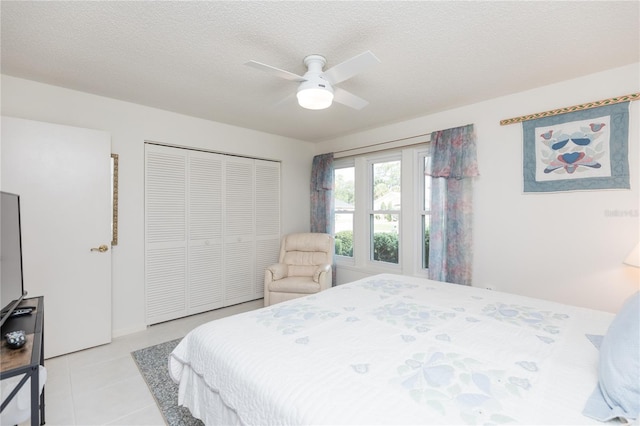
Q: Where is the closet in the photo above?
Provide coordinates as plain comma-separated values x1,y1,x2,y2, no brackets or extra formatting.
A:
144,143,280,325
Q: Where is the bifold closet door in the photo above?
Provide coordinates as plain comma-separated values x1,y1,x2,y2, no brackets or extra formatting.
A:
145,143,281,324
145,145,226,324
145,145,189,324
254,160,281,298
188,151,224,314
223,156,255,305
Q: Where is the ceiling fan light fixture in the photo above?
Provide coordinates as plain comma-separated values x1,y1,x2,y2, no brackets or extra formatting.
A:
296,77,334,110
297,87,333,110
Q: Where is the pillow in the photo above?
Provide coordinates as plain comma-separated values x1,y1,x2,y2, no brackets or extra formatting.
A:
583,291,640,422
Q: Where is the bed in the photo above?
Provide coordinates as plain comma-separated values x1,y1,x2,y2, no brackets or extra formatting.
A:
169,273,635,425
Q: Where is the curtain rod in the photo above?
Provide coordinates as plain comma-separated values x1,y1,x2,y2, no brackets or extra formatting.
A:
333,132,431,156
500,92,640,126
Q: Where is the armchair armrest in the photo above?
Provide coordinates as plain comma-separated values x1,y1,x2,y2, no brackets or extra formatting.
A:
267,263,289,280
313,263,331,282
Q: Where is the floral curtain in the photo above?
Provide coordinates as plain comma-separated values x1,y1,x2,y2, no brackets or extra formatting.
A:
426,124,479,285
310,153,334,234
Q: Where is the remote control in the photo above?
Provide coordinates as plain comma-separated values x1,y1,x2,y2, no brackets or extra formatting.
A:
10,308,33,317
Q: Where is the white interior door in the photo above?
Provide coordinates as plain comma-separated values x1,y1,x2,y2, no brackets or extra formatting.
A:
1,116,112,358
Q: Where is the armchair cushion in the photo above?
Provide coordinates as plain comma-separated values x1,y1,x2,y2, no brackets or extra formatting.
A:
268,276,321,294
283,251,331,267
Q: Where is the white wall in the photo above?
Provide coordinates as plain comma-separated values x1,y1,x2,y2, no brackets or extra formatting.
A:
1,75,314,336
318,63,640,314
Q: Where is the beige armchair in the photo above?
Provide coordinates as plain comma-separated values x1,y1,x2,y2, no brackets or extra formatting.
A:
264,233,334,306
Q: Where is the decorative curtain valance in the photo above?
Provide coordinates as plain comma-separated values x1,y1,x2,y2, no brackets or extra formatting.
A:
427,124,479,179
311,153,334,191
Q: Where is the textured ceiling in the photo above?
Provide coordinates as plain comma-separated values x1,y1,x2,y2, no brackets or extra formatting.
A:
1,1,638,142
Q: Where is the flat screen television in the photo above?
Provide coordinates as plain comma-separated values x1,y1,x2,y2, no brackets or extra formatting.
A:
0,191,27,328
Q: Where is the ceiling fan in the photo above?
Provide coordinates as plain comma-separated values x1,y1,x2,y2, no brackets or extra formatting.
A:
245,50,380,110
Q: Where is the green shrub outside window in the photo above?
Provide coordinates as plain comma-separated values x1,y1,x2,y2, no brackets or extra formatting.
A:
335,229,429,266
335,230,353,257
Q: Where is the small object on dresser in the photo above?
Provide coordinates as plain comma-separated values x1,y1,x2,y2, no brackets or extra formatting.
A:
4,330,26,349
10,308,33,317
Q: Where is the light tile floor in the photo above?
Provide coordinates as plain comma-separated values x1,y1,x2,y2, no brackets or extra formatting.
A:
34,300,263,426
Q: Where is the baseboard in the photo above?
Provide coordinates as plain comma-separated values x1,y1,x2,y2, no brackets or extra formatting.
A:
112,323,147,338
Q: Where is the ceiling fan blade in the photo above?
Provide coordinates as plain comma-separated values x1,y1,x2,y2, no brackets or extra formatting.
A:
245,60,306,82
322,50,380,85
273,91,296,108
333,87,369,110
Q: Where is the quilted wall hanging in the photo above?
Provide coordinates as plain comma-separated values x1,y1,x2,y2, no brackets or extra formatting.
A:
521,102,630,193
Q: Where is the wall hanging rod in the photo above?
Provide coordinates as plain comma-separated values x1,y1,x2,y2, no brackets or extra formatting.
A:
500,92,640,126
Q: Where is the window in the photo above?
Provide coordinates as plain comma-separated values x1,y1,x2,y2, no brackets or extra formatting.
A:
419,152,432,268
370,158,401,264
334,163,355,258
332,145,431,276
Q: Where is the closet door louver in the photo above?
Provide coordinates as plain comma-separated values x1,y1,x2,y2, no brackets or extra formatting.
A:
255,160,281,297
224,156,255,305
188,151,224,313
145,146,188,324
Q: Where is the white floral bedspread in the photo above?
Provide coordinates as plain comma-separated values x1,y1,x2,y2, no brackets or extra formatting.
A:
169,274,613,425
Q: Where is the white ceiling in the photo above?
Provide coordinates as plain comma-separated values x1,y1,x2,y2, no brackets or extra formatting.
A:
1,1,638,143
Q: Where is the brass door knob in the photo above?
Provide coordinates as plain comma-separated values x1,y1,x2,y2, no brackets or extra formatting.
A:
90,244,109,253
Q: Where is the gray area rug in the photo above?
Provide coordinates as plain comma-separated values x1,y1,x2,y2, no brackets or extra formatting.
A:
131,339,204,426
